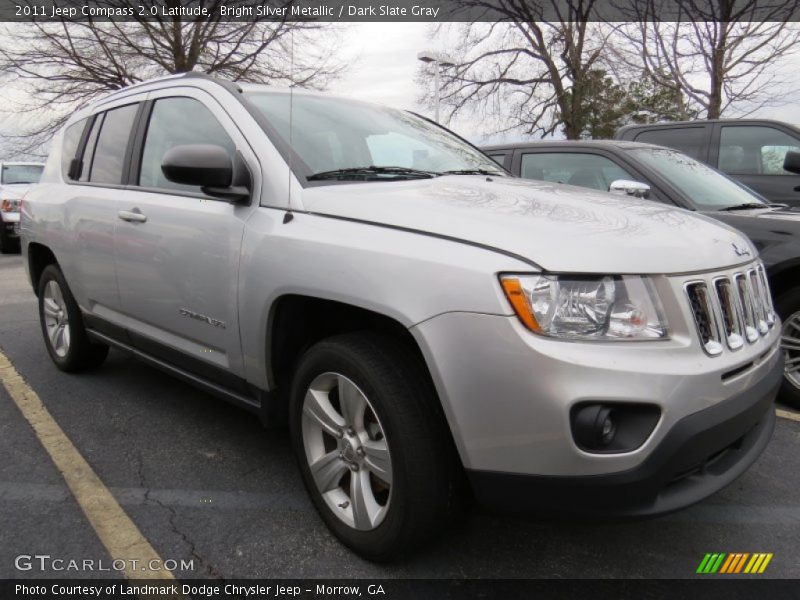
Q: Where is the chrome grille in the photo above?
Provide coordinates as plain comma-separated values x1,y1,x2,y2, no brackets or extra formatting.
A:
686,262,776,356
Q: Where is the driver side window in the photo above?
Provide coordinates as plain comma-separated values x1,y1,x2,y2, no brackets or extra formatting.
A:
138,97,236,193
521,152,634,192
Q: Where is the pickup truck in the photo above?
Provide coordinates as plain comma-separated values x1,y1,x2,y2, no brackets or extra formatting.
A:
21,74,783,559
615,119,800,207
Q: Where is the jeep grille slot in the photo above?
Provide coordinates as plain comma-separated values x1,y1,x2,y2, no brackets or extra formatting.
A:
734,273,759,343
714,278,743,350
755,265,776,329
686,282,723,356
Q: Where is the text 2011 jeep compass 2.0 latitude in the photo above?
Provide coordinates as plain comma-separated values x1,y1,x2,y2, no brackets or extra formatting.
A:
22,74,782,559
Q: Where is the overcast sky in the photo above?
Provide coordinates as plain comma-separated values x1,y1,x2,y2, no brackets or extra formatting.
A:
328,22,800,144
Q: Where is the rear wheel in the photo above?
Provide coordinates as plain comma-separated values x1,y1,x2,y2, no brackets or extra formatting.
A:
776,288,800,409
289,332,461,560
38,264,108,372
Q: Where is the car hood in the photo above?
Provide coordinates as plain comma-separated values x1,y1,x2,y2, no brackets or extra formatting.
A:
301,176,756,274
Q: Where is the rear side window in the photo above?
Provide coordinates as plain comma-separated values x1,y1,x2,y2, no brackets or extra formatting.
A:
138,97,235,192
634,127,706,160
520,152,633,191
87,104,139,185
719,125,800,175
61,119,87,180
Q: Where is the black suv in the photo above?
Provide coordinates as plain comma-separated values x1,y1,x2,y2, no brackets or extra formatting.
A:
615,119,800,207
483,140,800,408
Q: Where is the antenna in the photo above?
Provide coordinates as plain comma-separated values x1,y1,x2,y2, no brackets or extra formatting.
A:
285,27,295,221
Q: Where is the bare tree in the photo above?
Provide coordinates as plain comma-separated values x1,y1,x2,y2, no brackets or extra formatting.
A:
420,0,628,139
618,0,800,119
0,1,346,156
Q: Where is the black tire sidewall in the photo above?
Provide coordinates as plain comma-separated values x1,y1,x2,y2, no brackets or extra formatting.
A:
37,264,106,372
775,287,800,408
288,334,450,560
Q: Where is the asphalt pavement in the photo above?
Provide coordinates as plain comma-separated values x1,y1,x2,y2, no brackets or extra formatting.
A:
1,251,799,580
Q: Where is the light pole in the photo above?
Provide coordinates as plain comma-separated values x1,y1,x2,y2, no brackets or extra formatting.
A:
417,51,454,123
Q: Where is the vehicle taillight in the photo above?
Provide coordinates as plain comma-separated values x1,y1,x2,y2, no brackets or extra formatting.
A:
0,199,11,212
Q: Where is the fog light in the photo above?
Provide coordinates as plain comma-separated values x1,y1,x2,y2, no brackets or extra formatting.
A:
600,411,616,445
570,402,661,454
574,405,616,449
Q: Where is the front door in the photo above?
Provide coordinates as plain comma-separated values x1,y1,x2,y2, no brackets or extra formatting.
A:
113,89,258,383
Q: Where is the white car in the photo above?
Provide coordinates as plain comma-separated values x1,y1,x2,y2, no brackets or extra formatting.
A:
0,162,44,253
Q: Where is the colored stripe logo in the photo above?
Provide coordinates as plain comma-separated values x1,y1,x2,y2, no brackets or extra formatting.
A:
697,553,773,574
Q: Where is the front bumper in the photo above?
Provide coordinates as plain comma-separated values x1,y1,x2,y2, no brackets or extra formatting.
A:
466,356,780,516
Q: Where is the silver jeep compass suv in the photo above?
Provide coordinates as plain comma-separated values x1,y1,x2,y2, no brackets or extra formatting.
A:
21,74,782,560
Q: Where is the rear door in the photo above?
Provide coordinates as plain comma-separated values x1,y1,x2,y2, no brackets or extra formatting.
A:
113,87,260,384
711,123,800,206
59,101,143,326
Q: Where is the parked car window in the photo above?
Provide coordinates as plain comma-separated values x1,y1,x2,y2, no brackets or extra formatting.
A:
719,125,800,175
520,152,633,191
486,153,507,166
139,97,236,192
245,92,504,179
60,119,88,180
629,147,767,211
2,164,43,185
88,104,139,185
633,127,706,159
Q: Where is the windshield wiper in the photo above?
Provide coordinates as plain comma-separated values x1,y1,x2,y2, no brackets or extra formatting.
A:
307,166,438,181
718,203,770,212
441,168,503,176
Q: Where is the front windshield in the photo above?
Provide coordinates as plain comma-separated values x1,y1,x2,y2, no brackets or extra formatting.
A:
245,92,504,181
2,164,43,185
628,148,767,211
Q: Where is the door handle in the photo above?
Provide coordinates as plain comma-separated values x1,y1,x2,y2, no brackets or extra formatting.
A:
118,209,147,223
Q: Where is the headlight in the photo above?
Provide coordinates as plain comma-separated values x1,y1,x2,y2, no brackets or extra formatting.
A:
500,274,668,340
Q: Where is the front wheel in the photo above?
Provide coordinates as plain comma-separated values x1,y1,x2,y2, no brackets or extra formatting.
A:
38,264,109,372
289,333,461,560
777,288,800,409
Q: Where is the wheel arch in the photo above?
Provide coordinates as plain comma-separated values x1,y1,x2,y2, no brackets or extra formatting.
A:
27,242,59,296
266,294,429,394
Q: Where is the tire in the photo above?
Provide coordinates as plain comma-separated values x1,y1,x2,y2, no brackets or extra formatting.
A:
0,228,18,254
776,287,800,409
288,332,461,560
37,264,109,372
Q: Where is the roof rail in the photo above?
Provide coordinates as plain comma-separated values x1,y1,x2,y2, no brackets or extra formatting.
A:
89,71,243,108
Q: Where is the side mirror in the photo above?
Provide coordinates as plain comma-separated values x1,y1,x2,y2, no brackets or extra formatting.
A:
609,179,651,199
161,144,250,203
783,150,800,174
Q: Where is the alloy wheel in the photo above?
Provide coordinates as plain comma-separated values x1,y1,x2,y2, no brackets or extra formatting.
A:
783,311,800,389
301,372,393,531
42,280,71,358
